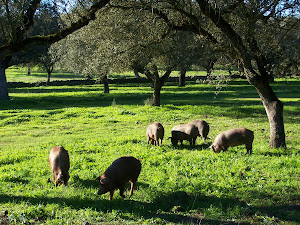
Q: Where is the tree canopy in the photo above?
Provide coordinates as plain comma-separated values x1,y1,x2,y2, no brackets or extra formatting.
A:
1,0,299,148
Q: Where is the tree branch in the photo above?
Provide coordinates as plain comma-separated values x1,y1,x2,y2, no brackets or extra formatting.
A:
15,0,42,41
160,69,172,86
144,69,154,82
221,0,243,14
247,37,268,79
150,7,219,44
195,0,258,79
0,0,111,59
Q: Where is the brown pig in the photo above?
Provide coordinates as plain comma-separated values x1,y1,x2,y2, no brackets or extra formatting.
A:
146,122,164,146
169,124,198,147
210,128,254,154
189,120,210,144
97,156,141,200
49,146,70,186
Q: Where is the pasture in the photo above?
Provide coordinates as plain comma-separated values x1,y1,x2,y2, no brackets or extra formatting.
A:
0,71,299,224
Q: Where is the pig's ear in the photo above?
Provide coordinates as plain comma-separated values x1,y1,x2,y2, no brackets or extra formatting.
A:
100,177,109,184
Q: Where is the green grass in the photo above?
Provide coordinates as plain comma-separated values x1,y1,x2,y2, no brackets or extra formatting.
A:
0,74,299,224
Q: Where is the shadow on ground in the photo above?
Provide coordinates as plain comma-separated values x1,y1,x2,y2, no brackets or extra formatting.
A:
2,80,298,121
0,187,299,224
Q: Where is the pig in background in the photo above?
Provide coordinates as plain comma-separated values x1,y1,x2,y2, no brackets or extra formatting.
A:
169,124,198,147
49,146,70,186
96,156,141,200
146,122,164,146
210,128,254,154
189,119,210,144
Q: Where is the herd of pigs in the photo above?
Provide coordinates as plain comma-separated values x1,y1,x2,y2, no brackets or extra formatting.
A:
49,119,254,200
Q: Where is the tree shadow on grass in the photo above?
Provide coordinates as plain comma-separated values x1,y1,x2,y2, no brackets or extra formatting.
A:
0,192,248,224
2,177,30,185
3,83,299,122
0,187,299,224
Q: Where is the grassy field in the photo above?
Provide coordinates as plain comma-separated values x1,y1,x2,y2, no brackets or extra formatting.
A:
0,71,299,224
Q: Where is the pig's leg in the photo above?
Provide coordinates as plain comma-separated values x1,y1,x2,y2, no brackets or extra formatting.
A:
245,143,253,154
129,180,136,197
109,190,115,201
52,171,57,183
193,137,197,146
119,185,126,198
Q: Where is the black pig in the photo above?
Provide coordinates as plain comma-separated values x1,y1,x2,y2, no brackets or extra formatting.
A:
97,156,141,200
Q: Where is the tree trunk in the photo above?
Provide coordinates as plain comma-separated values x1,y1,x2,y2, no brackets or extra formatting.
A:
27,67,31,75
152,79,162,106
101,74,109,93
0,59,9,100
178,69,186,87
144,66,172,107
133,69,141,78
46,66,53,85
46,71,51,85
263,99,285,148
248,75,286,148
